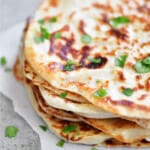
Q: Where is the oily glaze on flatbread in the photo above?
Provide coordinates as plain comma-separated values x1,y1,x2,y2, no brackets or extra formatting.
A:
24,0,150,119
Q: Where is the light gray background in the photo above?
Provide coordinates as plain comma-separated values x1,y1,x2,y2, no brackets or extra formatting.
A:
0,0,41,149
0,93,41,150
0,0,40,31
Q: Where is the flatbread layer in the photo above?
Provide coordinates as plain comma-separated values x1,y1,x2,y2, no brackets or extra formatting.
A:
26,83,150,147
13,53,150,146
24,0,150,119
39,86,117,119
23,60,87,103
14,48,150,129
35,85,150,143
34,86,81,122
27,83,113,145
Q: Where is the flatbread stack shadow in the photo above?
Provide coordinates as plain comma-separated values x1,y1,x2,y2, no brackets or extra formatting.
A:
13,0,150,147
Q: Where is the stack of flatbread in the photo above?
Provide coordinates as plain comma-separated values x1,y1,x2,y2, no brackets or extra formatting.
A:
13,0,150,147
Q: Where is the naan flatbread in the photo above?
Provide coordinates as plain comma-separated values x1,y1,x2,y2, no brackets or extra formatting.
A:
24,0,150,119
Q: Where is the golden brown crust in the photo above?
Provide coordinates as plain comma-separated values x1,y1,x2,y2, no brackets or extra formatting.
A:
13,57,24,82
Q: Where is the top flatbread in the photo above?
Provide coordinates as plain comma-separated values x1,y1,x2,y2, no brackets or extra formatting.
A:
24,0,150,118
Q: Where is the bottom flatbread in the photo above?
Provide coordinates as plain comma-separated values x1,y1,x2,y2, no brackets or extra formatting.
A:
34,85,150,144
26,83,150,147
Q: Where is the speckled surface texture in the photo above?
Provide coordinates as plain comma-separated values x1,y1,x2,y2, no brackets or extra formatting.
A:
0,93,41,150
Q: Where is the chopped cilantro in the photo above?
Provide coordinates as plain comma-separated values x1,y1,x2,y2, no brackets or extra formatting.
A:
94,89,107,98
34,36,44,43
134,57,150,73
56,139,65,147
38,19,45,25
64,60,75,71
5,67,12,72
54,32,62,39
34,26,50,43
110,16,130,28
0,56,7,66
66,60,76,65
39,125,47,131
122,88,134,96
96,80,100,84
115,55,128,68
40,27,50,39
81,34,92,44
62,125,78,133
64,65,74,71
59,92,68,98
5,126,19,138
143,56,150,65
87,57,102,64
50,17,58,23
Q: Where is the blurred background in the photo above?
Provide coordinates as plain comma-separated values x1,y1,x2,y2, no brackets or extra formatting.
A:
0,0,40,31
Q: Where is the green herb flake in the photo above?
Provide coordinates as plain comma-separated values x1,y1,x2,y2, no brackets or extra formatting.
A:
40,27,50,39
96,80,100,84
81,34,92,44
34,36,44,43
38,19,45,25
115,55,128,68
143,56,150,65
39,125,47,131
64,60,76,71
87,57,102,64
59,92,68,98
62,125,78,133
5,126,19,138
50,17,58,23
122,88,134,97
110,16,130,28
94,89,107,98
54,32,62,39
56,139,65,147
91,147,98,150
0,56,7,66
134,60,150,73
5,67,12,72
64,65,74,71
66,60,76,65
